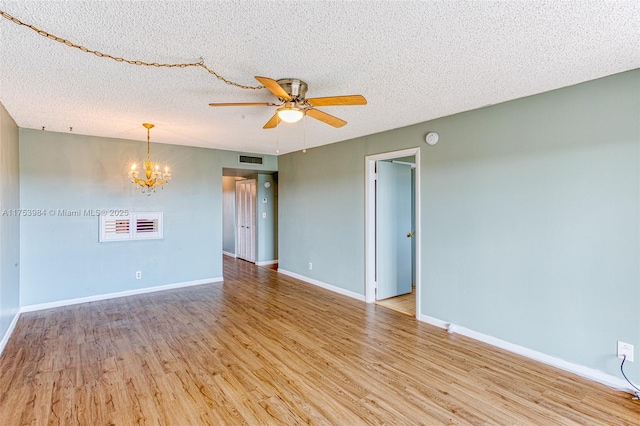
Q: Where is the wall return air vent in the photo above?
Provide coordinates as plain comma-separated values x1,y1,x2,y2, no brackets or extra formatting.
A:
238,155,263,165
99,212,163,242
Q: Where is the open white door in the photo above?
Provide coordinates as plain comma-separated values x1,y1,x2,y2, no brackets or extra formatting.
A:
376,161,413,300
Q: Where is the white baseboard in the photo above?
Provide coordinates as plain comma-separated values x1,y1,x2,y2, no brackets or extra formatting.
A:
278,269,365,302
223,251,236,258
256,260,278,266
20,277,224,313
419,314,636,395
0,311,21,356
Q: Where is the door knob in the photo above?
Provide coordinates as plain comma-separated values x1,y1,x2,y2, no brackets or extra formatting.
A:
407,231,414,238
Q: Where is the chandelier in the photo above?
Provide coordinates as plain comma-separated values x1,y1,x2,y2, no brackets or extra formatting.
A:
129,123,171,195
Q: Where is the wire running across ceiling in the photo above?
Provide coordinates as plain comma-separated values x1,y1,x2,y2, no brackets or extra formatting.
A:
0,1,638,155
0,10,263,91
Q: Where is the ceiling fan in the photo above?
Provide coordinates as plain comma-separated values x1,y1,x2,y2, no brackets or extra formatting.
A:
209,76,367,129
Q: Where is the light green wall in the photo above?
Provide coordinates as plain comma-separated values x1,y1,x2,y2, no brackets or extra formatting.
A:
257,173,278,263
278,69,640,381
0,102,20,341
19,129,276,306
222,176,238,254
279,144,367,292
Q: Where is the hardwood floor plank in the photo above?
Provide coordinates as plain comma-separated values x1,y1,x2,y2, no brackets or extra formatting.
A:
259,394,312,425
1,257,639,425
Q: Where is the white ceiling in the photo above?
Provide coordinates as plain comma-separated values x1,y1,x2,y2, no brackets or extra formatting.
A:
1,1,638,155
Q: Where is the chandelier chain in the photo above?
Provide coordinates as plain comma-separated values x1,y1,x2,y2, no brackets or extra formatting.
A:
147,128,151,162
0,10,264,90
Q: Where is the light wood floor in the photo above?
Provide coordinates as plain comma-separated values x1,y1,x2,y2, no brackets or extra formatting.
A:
1,258,639,425
376,287,416,316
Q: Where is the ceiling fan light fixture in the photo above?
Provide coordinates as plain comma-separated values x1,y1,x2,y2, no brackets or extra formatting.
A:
209,76,366,129
276,106,304,123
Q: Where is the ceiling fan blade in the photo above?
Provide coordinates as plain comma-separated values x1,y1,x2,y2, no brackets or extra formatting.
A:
255,76,292,100
306,95,367,107
306,108,347,128
208,102,274,107
263,113,281,129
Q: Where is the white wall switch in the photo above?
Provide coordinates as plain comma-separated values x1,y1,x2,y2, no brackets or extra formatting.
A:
308,262,312,270
262,212,267,218
617,341,634,362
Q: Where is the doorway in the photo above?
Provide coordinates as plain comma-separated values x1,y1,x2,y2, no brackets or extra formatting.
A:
365,148,421,317
222,169,278,266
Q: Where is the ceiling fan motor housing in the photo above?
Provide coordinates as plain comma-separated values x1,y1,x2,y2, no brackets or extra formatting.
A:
277,78,308,100
209,75,365,129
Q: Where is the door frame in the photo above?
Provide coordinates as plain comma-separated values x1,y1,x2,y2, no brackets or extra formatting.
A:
365,147,421,317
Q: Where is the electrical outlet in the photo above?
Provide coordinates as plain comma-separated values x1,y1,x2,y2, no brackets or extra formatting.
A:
617,341,634,362
136,271,142,279
308,262,312,270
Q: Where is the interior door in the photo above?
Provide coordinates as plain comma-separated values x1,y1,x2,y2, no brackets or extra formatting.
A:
236,179,256,262
376,161,412,300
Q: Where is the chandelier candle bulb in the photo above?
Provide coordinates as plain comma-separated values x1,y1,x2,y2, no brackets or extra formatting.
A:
128,123,172,195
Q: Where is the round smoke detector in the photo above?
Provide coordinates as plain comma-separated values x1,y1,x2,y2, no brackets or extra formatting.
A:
425,132,439,145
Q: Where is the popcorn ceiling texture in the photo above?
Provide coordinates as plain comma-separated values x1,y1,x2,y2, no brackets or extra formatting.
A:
0,1,638,155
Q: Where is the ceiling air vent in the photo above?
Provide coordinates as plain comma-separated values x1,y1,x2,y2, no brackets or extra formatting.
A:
239,155,263,165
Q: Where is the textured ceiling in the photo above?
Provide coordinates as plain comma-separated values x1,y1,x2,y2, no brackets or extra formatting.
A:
1,1,639,155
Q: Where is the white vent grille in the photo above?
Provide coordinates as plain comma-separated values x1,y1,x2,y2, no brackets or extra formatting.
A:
100,212,163,242
100,216,131,241
134,214,162,239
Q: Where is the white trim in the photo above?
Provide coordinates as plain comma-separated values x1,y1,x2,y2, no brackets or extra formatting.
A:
365,147,421,319
256,260,278,266
365,157,376,303
418,314,637,394
223,251,237,258
278,269,365,302
20,278,223,313
418,314,450,329
0,311,21,356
